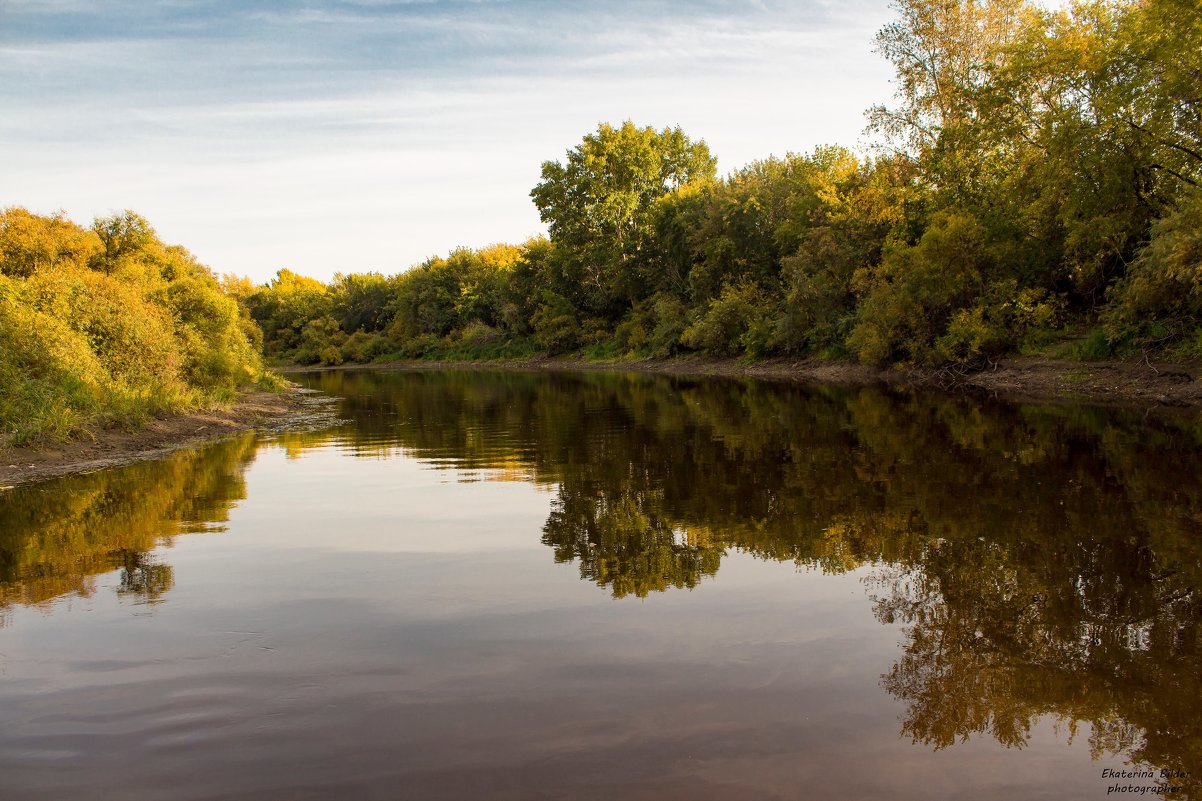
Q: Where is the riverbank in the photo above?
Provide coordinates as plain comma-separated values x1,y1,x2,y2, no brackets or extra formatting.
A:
0,387,336,489
281,354,1202,409
6,354,1197,490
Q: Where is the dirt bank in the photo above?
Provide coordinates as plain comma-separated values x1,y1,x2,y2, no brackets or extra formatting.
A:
0,387,338,489
283,354,1202,408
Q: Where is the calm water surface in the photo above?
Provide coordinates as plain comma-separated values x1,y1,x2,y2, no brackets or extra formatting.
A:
1,369,1199,800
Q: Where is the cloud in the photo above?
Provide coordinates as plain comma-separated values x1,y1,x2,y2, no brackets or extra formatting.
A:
1,0,895,281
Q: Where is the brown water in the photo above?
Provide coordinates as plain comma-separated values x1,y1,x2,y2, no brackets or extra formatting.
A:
1,369,1199,801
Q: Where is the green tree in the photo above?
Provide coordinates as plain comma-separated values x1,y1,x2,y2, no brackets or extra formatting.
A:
330,272,393,333
531,121,716,316
777,154,908,353
385,256,461,340
246,269,332,360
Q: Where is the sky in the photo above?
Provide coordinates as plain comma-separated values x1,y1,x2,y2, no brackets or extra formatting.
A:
1,0,897,283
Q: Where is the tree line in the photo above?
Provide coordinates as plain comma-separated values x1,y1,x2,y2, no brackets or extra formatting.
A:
243,0,1201,367
3,0,1198,443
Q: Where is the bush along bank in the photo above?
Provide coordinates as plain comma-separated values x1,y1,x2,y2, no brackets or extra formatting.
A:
0,208,281,446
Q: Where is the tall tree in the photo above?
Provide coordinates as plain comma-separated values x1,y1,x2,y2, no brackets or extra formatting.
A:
531,121,716,316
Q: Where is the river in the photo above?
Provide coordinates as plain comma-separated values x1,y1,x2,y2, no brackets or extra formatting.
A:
1,369,1198,800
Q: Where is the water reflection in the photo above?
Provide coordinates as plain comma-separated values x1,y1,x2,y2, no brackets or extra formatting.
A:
1,368,1199,796
303,369,1202,793
0,435,257,614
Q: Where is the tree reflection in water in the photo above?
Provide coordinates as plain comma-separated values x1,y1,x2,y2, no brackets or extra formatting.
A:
2,368,1198,793
0,434,258,613
310,369,1201,793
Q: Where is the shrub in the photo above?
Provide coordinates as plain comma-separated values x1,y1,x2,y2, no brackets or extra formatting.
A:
340,331,393,363
681,283,774,356
848,212,989,364
0,280,108,444
613,293,689,357
1103,187,1202,350
397,333,441,358
296,316,346,365
531,291,583,354
454,321,503,348
0,208,271,443
935,284,1065,363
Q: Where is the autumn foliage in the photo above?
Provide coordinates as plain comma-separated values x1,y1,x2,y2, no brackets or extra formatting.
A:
0,209,273,444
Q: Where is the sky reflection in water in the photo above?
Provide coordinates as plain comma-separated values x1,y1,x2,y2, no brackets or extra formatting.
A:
1,369,1199,800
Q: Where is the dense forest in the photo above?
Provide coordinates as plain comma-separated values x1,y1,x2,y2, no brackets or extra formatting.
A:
240,0,1202,367
2,0,1199,442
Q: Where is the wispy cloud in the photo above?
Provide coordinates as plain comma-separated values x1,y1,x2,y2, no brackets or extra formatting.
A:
1,0,895,281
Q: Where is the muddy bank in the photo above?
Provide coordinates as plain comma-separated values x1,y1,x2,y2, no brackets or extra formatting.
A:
282,354,1202,409
0,387,338,489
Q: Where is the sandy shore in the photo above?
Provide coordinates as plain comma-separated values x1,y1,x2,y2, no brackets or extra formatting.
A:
0,387,338,489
